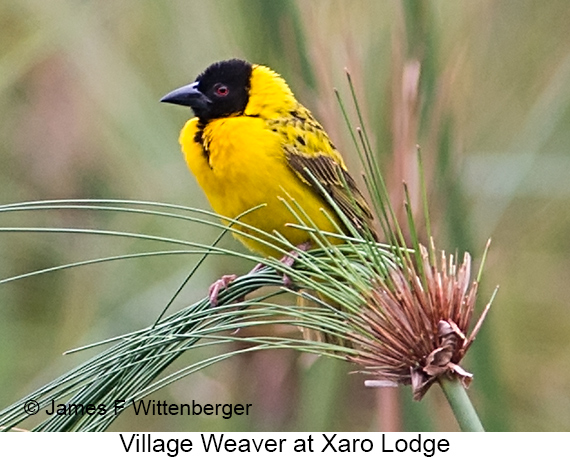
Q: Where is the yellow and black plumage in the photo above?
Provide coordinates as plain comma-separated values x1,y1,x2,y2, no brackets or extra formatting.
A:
161,59,375,257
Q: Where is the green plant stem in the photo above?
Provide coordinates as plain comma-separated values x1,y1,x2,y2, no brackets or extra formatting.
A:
438,376,485,432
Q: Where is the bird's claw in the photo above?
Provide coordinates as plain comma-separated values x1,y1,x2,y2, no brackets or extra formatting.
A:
279,241,311,288
279,241,311,268
208,274,237,306
208,242,310,305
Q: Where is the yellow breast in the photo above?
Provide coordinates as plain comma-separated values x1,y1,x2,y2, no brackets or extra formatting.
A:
179,116,341,256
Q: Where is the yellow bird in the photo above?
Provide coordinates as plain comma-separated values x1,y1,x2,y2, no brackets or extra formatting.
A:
161,59,374,261
162,59,377,346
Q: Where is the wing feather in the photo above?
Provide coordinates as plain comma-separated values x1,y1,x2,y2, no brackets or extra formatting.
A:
285,146,377,239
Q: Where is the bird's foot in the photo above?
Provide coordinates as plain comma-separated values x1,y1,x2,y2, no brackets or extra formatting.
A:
208,274,237,307
207,262,269,307
279,241,311,288
208,242,311,305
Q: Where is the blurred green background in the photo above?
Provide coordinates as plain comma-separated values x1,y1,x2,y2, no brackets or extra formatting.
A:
2,0,570,432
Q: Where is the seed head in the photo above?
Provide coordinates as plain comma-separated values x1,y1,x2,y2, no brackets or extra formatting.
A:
347,241,493,400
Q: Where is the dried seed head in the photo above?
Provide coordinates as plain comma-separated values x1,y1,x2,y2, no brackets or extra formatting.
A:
347,242,493,400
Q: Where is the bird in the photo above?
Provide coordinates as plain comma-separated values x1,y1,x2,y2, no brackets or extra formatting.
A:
161,58,374,252
161,59,377,334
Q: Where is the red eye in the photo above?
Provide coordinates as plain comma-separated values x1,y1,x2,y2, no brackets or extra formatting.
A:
214,83,229,97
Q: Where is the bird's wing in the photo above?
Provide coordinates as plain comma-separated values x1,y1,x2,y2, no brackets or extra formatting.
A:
284,145,377,239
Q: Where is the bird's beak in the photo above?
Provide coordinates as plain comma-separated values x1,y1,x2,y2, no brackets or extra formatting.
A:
160,82,211,112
